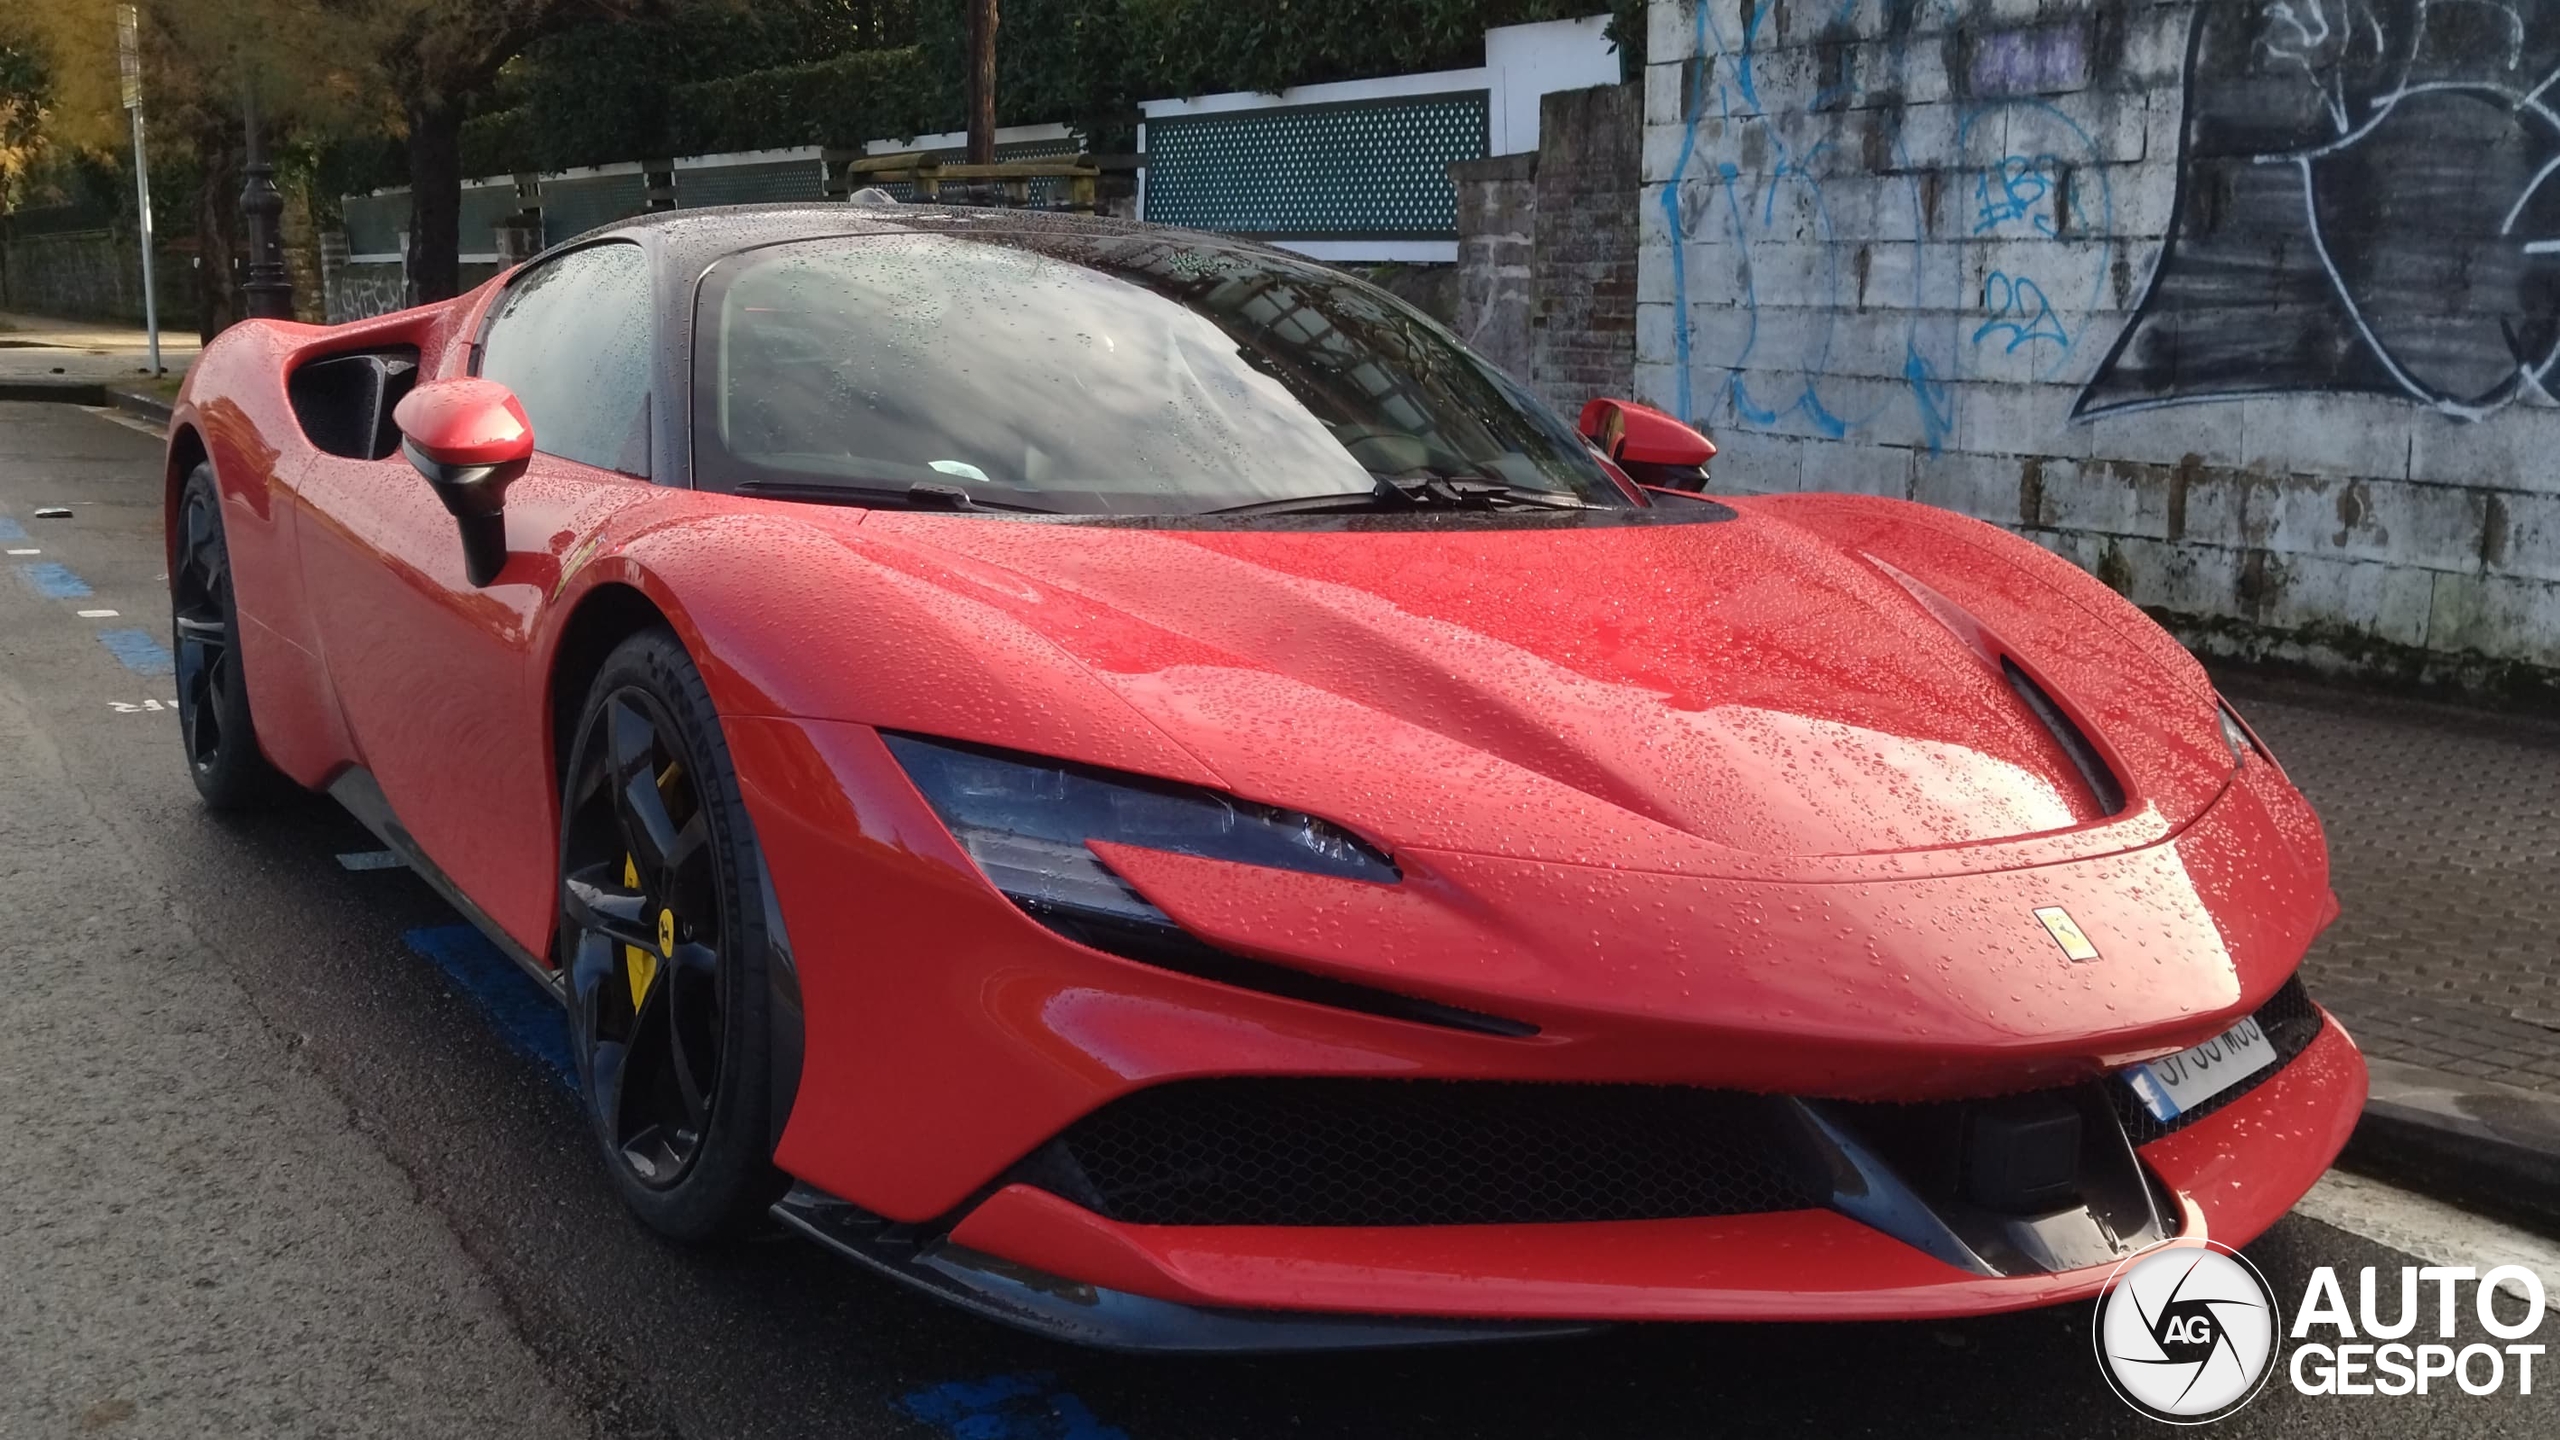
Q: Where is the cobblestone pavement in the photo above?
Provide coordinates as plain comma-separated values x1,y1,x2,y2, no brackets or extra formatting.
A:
2218,671,2560,1094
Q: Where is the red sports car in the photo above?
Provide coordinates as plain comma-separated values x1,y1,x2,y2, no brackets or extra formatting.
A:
164,206,2364,1350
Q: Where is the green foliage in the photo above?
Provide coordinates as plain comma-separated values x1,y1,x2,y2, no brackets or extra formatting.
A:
913,0,1643,147
0,37,52,209
453,0,1646,172
665,45,935,154
499,0,918,170
458,106,535,177
313,133,408,222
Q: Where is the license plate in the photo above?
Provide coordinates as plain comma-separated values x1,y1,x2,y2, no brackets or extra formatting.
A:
2119,1015,2275,1122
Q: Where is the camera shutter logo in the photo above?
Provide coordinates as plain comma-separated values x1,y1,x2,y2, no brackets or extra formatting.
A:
2093,1242,2281,1422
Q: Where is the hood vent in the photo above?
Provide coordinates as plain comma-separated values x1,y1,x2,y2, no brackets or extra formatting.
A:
2001,659,2126,817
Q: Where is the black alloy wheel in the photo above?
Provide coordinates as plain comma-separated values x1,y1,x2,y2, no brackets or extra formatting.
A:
559,628,783,1240
171,463,287,808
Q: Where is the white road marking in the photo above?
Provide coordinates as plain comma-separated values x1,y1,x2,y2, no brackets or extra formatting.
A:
31,508,70,519
2292,1168,2560,1303
336,850,407,872
106,700,178,713
75,609,119,618
5,548,36,555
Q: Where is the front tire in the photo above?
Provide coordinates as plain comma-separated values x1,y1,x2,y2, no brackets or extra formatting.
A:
558,629,784,1241
171,462,289,809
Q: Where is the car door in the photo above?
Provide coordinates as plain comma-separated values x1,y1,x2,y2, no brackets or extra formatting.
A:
296,240,659,955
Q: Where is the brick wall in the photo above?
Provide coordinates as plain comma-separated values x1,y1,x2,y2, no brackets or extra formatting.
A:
1639,0,2560,701
1531,83,1643,412
1456,84,1643,416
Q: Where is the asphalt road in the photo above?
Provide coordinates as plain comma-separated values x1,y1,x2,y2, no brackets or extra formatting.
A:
0,399,2550,1439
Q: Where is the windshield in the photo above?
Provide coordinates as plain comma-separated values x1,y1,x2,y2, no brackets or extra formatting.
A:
691,229,1631,515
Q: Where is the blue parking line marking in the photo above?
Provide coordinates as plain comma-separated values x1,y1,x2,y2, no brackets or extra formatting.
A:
900,1374,1129,1440
400,925,575,1086
94,628,173,675
0,517,26,542
14,561,92,599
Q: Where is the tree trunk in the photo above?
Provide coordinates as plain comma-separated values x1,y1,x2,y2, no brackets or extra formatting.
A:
192,118,243,343
967,0,998,164
404,92,465,304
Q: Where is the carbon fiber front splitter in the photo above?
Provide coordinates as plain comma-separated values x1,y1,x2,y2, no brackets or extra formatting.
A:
770,1185,1603,1353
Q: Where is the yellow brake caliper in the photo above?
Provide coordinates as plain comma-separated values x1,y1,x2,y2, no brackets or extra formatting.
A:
621,761,685,1012
623,855,659,1010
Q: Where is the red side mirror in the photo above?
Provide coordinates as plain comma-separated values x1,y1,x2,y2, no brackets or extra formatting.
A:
392,379,533,587
1577,398,1716,491
393,377,533,469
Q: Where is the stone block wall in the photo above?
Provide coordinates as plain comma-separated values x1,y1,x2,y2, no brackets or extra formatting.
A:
318,244,501,323
1457,83,1644,416
1454,152,1539,380
1639,0,2560,699
0,229,196,330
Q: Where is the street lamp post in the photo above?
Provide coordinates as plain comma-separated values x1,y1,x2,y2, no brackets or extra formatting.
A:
240,94,294,321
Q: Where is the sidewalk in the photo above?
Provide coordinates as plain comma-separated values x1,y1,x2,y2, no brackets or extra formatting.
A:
2218,670,2560,1222
2226,673,2560,1091
0,310,196,383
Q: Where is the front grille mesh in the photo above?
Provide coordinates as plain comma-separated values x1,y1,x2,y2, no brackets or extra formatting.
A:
2110,976,2324,1146
1048,1078,1823,1227
1038,979,2328,1227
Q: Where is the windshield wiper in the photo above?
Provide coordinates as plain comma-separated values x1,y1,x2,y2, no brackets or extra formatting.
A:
1383,474,1598,510
732,478,1059,513
1205,473,1600,517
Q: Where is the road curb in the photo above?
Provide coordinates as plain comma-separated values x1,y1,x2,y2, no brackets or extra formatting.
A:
104,384,174,429
2340,1057,2560,1233
0,378,110,405
0,378,171,432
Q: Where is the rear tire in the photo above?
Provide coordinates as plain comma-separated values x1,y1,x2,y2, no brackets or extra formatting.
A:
557,628,785,1242
171,463,290,809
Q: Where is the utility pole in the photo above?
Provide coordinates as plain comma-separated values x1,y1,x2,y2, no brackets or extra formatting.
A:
114,5,161,374
966,0,998,164
240,91,293,320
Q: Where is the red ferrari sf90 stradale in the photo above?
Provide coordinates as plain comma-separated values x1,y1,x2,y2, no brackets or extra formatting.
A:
163,205,2364,1350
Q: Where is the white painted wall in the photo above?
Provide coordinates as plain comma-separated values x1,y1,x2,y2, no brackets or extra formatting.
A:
1486,15,1625,155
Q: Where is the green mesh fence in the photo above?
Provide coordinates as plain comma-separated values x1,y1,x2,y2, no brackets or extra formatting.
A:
1143,91,1488,239
342,192,406,257
675,158,827,208
540,173,649,246
458,183,520,253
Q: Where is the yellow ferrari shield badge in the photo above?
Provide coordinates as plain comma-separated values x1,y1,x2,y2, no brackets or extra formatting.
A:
2035,905,2099,962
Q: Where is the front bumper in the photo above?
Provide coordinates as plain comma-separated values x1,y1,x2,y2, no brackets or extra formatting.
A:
780,1015,2366,1348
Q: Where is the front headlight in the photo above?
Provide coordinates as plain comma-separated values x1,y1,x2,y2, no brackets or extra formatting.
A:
884,733,1539,1038
2216,698,2280,776
882,733,1396,929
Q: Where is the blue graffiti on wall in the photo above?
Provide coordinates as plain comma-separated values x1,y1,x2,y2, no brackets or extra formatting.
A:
1656,3,2115,448
1659,0,1954,448
1976,273,2071,352
1975,155,2064,234
1955,101,2114,380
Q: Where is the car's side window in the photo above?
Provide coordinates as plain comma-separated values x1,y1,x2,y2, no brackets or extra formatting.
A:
475,242,653,477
